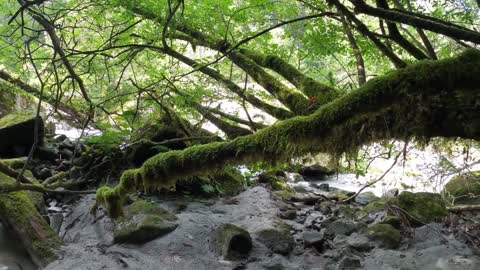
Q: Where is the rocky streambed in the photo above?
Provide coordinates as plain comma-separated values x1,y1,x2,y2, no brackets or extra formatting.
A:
42,181,479,270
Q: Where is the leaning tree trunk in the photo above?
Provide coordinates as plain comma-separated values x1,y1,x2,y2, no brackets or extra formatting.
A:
96,49,480,218
0,172,62,268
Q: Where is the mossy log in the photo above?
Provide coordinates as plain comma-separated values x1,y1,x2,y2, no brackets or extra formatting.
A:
97,49,480,218
0,172,62,268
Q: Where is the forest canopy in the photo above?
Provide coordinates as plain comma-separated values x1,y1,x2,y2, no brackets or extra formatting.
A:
0,0,479,216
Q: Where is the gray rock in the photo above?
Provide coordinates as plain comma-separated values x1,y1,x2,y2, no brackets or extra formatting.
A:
212,223,252,260
325,220,357,237
303,231,325,250
60,148,73,159
346,233,373,251
114,200,178,244
318,183,330,191
278,210,296,220
336,256,361,269
256,228,294,255
60,138,75,150
49,213,63,235
355,192,379,206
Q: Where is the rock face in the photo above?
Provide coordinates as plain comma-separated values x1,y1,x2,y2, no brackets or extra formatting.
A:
212,223,252,260
0,111,44,158
396,191,447,226
443,171,480,204
113,200,178,244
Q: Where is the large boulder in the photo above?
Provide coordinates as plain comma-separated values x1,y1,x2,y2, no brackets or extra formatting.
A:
113,200,178,244
0,111,44,158
443,171,480,204
212,223,252,260
395,191,447,226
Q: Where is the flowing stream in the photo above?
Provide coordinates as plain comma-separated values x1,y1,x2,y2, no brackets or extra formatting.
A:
0,223,36,270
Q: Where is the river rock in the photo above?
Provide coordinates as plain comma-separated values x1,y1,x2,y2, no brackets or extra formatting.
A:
113,200,178,244
336,256,361,270
302,231,325,250
325,220,357,237
212,223,252,260
256,227,294,255
278,209,296,220
355,192,379,205
396,191,447,226
346,233,373,251
0,111,44,158
367,223,401,249
443,171,480,204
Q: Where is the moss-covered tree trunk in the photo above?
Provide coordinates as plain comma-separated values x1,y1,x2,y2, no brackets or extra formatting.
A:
97,49,480,218
0,172,62,268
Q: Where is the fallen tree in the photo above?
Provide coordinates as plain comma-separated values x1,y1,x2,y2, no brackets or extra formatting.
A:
96,49,480,218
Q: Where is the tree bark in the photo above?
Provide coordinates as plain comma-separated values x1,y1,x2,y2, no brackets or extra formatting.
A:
350,0,480,44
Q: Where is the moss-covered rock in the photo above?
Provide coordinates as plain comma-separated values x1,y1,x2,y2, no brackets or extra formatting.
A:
367,224,401,249
395,191,447,226
212,223,252,260
0,84,15,117
215,169,246,196
0,172,61,267
0,111,44,158
113,200,178,244
380,215,402,229
443,171,480,204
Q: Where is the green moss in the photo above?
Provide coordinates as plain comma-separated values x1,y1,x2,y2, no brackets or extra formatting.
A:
114,200,178,244
212,223,252,260
96,49,480,218
0,172,61,267
380,215,402,229
395,191,447,226
0,111,38,129
443,171,480,204
364,200,387,213
1,158,27,169
215,169,246,195
367,224,401,249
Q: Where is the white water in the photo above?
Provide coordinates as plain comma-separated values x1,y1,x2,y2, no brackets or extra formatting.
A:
295,143,480,197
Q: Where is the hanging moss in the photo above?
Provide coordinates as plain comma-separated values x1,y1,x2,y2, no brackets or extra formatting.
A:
97,49,480,218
